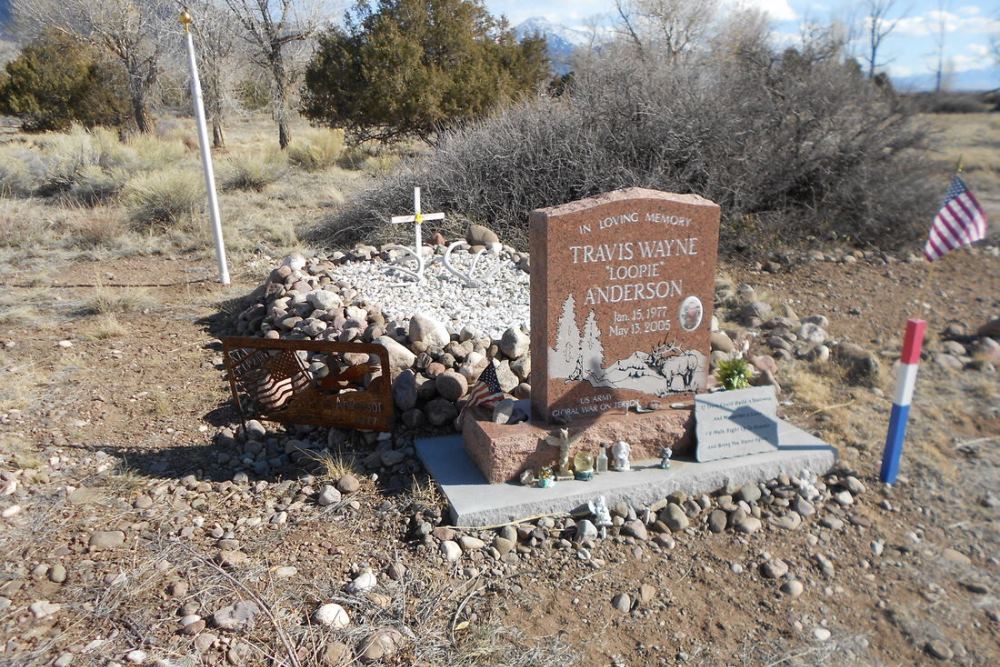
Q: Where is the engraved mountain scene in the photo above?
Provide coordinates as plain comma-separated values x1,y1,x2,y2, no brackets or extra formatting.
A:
548,295,706,396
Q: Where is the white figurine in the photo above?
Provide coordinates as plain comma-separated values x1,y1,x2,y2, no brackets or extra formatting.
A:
610,441,631,471
591,495,612,527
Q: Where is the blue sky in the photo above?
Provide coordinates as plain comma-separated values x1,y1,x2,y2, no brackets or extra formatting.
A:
486,1,999,81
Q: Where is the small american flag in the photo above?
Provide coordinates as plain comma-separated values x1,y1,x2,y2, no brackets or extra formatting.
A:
924,175,988,262
457,362,505,427
464,362,504,410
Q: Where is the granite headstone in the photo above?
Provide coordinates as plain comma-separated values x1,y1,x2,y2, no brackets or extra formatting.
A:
530,188,721,423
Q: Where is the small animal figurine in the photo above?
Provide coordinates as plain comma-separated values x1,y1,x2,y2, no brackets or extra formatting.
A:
659,446,673,469
610,440,631,471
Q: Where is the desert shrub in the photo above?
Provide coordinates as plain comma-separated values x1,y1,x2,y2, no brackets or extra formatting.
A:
0,149,39,197
235,78,271,112
317,33,935,253
66,216,127,249
126,134,188,172
124,169,204,228
287,129,346,172
25,127,133,200
0,30,130,132
65,165,129,206
221,150,289,191
911,92,991,114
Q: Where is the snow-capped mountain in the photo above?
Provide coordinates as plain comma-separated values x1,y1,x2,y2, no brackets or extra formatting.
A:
514,17,591,74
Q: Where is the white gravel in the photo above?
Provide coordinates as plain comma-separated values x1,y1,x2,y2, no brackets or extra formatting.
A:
332,255,530,339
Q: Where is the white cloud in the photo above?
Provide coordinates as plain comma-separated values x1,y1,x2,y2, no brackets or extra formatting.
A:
968,43,990,57
892,10,1000,37
731,0,798,22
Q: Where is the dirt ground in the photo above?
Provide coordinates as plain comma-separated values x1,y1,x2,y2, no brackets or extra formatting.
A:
0,244,997,666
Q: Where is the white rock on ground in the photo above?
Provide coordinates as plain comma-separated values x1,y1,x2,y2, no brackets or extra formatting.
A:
314,603,351,628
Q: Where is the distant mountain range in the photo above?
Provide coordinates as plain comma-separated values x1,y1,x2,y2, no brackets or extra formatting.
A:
894,68,999,93
513,17,592,75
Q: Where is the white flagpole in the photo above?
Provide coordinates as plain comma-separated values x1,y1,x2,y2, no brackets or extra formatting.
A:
180,9,230,286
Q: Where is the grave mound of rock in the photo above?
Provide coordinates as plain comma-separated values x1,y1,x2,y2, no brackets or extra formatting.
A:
231,239,531,429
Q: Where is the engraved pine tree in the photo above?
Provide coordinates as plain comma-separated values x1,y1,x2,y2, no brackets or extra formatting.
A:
574,310,605,383
551,295,582,379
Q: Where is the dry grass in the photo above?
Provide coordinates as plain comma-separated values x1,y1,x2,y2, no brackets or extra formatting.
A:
83,313,129,339
0,116,383,281
124,168,204,229
408,475,444,508
287,128,346,172
965,375,997,402
309,447,361,483
220,148,289,192
78,285,156,316
0,350,43,412
100,461,147,498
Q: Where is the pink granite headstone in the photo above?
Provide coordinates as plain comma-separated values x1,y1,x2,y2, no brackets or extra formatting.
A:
530,188,721,423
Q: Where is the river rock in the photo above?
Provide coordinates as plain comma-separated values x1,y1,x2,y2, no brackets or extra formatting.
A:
375,336,416,371
409,314,450,348
500,327,529,359
435,371,468,401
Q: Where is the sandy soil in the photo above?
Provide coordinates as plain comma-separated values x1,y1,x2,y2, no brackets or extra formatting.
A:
0,246,997,666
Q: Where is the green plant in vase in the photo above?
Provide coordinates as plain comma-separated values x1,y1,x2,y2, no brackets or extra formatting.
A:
716,357,753,390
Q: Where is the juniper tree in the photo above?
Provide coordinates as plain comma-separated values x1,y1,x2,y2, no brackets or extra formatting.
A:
301,0,548,144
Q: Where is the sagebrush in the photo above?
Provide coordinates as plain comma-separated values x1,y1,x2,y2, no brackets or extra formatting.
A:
315,33,936,253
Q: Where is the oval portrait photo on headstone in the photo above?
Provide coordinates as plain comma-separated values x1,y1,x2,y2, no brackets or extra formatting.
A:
679,296,703,332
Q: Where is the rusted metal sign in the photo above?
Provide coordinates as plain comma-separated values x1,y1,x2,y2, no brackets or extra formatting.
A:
222,337,394,431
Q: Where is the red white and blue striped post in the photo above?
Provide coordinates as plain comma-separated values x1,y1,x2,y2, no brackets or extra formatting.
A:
880,319,927,484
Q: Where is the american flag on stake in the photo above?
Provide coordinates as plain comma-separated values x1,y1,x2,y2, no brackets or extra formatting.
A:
459,361,505,422
924,174,989,261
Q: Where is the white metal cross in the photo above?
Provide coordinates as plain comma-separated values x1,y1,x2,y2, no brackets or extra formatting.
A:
383,187,445,284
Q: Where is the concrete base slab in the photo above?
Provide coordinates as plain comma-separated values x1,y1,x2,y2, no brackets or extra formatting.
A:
416,418,837,527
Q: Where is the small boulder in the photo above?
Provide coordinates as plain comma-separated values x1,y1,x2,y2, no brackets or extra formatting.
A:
408,314,450,348
710,331,734,353
88,530,126,551
500,327,529,359
392,369,418,410
658,503,689,532
307,290,342,312
317,485,342,507
375,336,416,371
424,398,459,427
435,371,468,401
440,541,462,562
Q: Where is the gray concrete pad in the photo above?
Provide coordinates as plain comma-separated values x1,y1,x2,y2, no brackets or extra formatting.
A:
415,418,837,527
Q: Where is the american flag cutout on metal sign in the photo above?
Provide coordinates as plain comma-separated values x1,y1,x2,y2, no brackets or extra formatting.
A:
227,347,311,411
923,175,988,261
222,337,394,431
